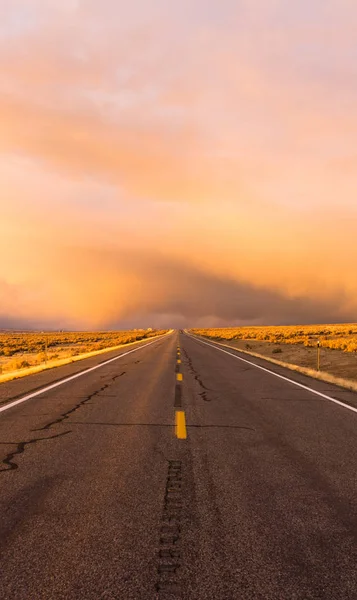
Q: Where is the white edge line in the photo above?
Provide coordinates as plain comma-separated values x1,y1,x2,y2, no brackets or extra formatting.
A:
0,333,170,415
185,332,357,415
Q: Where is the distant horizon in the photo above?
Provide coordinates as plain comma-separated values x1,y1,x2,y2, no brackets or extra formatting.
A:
1,320,356,334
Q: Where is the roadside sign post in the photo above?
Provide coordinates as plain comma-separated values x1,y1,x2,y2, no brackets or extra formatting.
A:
317,340,320,371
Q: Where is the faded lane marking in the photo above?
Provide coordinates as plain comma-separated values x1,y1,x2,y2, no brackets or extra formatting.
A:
174,385,182,408
175,411,187,439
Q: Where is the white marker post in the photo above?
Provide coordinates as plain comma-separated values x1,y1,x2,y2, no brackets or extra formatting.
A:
317,340,321,371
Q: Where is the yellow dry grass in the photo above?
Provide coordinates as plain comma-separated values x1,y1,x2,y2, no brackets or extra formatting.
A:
191,323,357,391
190,324,357,391
191,324,357,352
0,329,168,384
195,337,357,393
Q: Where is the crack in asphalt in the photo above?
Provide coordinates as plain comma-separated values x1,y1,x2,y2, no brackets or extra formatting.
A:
0,371,126,473
69,421,173,427
187,424,255,430
0,431,71,472
67,421,255,431
181,349,214,402
32,371,126,432
259,397,316,402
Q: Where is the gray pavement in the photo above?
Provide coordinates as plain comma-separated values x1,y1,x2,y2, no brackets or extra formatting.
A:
1,331,357,599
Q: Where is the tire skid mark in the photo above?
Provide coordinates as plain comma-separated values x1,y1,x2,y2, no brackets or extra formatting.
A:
0,431,70,472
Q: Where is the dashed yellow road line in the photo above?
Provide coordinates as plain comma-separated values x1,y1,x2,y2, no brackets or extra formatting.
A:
176,373,183,382
175,411,187,439
177,359,181,364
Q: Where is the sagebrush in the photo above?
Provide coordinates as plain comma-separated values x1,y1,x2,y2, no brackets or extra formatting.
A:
191,324,357,352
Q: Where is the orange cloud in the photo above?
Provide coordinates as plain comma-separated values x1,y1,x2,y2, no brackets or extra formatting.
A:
1,0,357,328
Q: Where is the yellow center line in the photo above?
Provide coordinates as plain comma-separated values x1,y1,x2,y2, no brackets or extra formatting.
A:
176,373,183,382
177,359,181,364
175,411,187,439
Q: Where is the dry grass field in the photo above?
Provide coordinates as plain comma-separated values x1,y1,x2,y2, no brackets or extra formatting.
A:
0,329,167,376
191,324,357,385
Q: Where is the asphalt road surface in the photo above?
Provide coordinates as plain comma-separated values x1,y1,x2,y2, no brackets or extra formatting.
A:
1,331,357,599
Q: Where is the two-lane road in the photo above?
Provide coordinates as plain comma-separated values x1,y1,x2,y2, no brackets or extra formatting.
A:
1,331,357,599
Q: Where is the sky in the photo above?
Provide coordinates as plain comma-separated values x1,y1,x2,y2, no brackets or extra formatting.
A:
1,0,356,329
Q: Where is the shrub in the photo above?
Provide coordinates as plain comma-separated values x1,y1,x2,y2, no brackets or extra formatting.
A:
18,360,31,369
191,325,357,354
0,329,168,368
6,359,31,371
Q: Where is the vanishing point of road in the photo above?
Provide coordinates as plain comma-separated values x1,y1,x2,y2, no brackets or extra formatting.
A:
1,331,357,599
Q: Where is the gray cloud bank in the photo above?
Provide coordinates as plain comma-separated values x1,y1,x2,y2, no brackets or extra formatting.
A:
0,251,353,330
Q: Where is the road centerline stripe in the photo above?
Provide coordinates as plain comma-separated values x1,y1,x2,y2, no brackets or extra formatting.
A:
176,373,183,382
175,411,187,439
